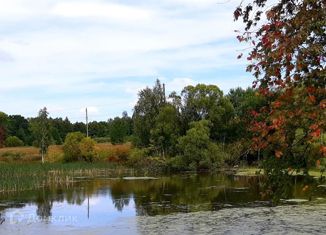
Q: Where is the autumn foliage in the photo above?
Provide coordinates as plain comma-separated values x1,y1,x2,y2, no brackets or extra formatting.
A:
234,0,325,182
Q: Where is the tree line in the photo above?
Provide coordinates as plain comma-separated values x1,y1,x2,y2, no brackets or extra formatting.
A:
0,80,270,168
0,109,133,148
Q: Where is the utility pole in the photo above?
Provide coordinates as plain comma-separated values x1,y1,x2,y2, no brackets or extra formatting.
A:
163,83,166,103
86,108,89,137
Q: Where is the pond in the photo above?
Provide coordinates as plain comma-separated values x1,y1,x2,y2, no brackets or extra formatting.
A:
0,173,325,234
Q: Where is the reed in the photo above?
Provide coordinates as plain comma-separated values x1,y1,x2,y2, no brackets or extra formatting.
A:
0,162,133,194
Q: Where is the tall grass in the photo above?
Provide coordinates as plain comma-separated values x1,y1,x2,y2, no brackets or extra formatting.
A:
95,143,132,162
0,146,40,162
0,162,134,194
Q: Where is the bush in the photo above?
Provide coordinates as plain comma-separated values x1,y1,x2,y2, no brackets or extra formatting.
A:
80,137,96,162
63,132,98,162
128,147,167,171
128,148,150,165
1,151,24,160
176,120,224,170
63,132,85,162
4,136,24,147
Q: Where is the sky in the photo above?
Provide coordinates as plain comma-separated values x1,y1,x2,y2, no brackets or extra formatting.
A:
0,0,254,122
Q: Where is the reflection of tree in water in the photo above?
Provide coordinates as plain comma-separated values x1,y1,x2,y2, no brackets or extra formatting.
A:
108,174,249,216
1,174,320,218
109,180,132,211
112,197,130,211
36,189,53,219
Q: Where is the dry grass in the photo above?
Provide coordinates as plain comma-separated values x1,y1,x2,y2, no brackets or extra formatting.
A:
95,143,132,162
0,146,40,162
47,145,64,163
0,143,132,163
0,146,39,155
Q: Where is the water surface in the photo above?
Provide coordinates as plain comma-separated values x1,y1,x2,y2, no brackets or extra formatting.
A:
0,173,325,234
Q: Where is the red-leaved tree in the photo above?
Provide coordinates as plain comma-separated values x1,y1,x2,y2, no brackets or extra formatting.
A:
234,0,325,198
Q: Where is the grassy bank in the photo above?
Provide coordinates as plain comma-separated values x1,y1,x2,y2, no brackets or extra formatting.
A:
235,167,324,178
0,143,168,193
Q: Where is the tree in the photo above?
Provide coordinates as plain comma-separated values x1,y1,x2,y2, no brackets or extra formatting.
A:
108,112,133,144
50,117,73,144
234,0,325,199
133,80,166,147
227,87,267,141
5,136,24,147
151,104,181,157
0,112,8,148
176,120,223,170
7,115,31,145
110,117,127,144
30,108,52,163
73,122,87,134
181,84,234,142
88,121,110,138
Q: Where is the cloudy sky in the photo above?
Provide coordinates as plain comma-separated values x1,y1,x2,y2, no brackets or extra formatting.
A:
0,0,253,122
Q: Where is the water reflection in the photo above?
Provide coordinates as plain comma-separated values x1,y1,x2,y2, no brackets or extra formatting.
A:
0,173,324,224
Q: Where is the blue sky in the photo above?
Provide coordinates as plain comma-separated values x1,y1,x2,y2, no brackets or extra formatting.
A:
0,0,253,122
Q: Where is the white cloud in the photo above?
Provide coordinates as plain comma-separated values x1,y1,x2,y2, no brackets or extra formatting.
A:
52,2,153,21
165,77,196,93
80,106,99,115
0,0,250,121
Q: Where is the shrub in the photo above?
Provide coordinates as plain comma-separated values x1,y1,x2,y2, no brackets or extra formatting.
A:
128,148,150,165
114,144,131,162
128,147,167,171
63,132,98,162
4,136,24,147
80,137,96,162
1,151,24,160
176,120,224,170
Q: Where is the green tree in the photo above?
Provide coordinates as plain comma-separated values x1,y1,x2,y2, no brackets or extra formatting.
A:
0,112,8,148
4,136,24,147
109,117,127,144
7,115,31,145
73,122,87,134
227,87,267,141
30,107,52,163
151,104,181,157
181,84,234,142
89,121,110,138
109,112,133,144
133,80,166,147
50,117,73,144
176,120,223,170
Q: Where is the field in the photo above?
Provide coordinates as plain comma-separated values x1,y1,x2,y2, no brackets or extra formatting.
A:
0,143,136,193
0,143,132,163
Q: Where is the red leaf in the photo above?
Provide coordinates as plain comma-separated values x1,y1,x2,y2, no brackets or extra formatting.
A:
275,150,283,158
311,129,321,138
308,95,316,104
